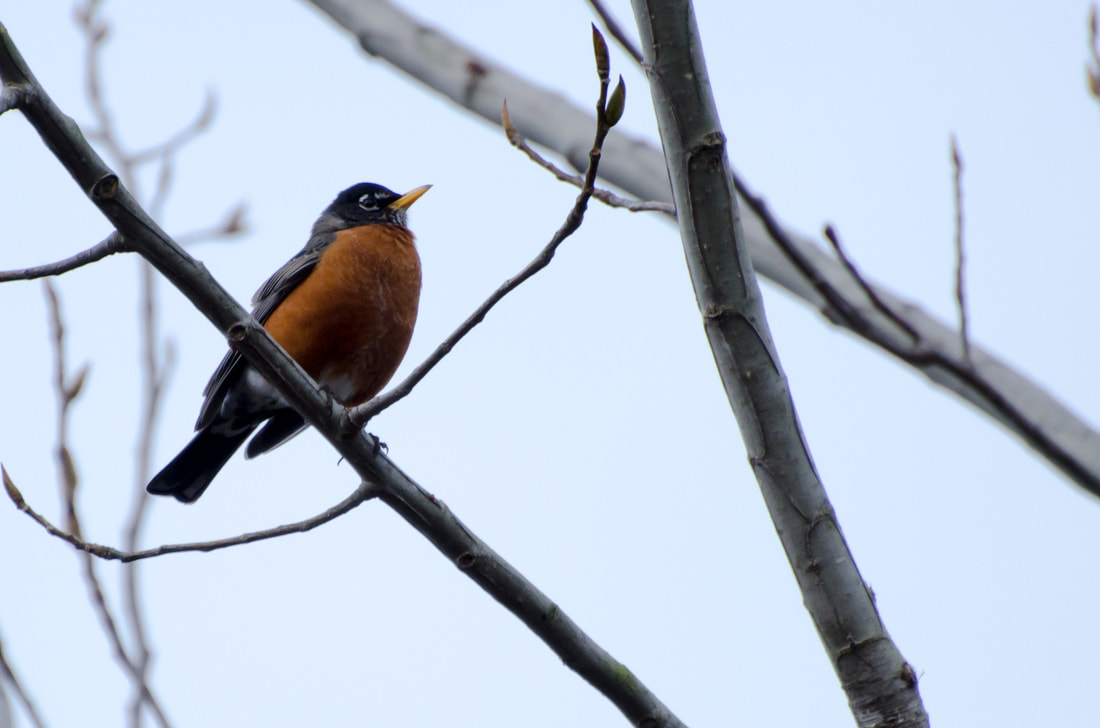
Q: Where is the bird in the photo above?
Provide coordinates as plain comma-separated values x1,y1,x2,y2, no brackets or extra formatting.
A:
147,182,430,503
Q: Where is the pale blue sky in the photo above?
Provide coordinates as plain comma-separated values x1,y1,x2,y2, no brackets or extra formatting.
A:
2,1,1098,726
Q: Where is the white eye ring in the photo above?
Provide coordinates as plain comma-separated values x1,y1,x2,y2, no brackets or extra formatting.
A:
358,194,380,210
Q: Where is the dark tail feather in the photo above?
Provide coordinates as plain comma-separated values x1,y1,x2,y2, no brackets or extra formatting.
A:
147,426,255,503
245,410,307,459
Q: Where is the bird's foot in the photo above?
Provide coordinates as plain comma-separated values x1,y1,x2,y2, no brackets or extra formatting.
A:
367,432,388,456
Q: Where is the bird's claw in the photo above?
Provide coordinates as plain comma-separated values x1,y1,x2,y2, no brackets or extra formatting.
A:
368,433,388,456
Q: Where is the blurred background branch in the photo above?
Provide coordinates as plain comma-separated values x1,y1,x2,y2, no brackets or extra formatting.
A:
70,3,247,724
1087,4,1100,107
43,280,173,728
0,633,46,728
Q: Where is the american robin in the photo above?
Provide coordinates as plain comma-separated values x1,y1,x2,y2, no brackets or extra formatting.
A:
147,182,430,503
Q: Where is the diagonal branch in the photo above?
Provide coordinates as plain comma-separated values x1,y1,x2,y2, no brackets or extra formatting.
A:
0,22,686,728
352,92,632,425
303,0,1100,497
630,0,929,725
735,173,1098,517
0,232,128,283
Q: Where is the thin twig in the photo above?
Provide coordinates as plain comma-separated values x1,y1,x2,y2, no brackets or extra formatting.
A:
130,90,216,166
822,224,920,342
951,134,971,365
76,0,126,181
0,233,127,283
73,6,157,724
4,468,376,562
735,169,1100,494
731,171,923,354
43,281,83,534
69,5,244,724
351,74,622,426
42,282,174,728
173,203,249,247
0,632,48,728
303,0,1100,496
501,101,672,213
126,260,160,728
1087,5,1100,106
586,0,644,64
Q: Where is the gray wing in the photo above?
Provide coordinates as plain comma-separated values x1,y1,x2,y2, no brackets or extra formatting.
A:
194,232,334,430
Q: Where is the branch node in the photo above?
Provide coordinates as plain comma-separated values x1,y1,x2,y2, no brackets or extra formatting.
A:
701,302,736,321
0,83,27,114
90,173,120,200
227,320,252,342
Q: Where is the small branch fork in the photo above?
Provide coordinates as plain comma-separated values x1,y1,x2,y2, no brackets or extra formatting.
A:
738,174,948,363
1,20,686,727
1,5,245,728
732,172,1095,492
499,100,673,214
2,20,626,568
351,30,628,426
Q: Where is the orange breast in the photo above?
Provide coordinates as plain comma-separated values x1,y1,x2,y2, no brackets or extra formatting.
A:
262,224,422,406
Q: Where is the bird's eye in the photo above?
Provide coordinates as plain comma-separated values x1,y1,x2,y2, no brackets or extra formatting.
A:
358,194,380,211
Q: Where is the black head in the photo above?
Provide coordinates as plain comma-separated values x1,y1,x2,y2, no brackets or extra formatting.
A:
314,182,431,234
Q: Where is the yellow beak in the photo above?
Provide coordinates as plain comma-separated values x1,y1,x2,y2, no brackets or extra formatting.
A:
388,185,432,211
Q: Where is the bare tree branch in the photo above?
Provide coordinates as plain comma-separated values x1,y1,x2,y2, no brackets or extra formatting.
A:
0,22,686,727
126,262,161,728
821,224,919,342
0,84,24,115
129,90,216,166
1087,4,1100,106
0,232,128,283
4,468,376,561
951,135,971,365
303,0,1100,497
0,632,47,728
73,6,161,725
41,282,174,728
68,6,247,725
352,89,633,425
173,202,249,246
735,172,1097,525
501,101,673,213
630,1,929,725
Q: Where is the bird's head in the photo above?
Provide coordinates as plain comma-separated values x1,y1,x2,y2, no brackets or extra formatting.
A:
316,182,431,233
